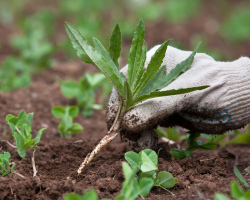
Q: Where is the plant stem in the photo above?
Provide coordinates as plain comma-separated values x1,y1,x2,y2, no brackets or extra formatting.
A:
32,149,37,177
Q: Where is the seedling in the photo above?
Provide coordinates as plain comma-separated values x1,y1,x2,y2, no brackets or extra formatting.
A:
125,149,177,194
64,190,99,200
170,132,217,159
59,72,111,117
65,19,209,175
51,106,83,138
155,126,180,141
0,152,15,177
6,110,46,158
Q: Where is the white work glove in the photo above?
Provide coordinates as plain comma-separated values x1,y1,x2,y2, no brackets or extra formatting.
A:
106,45,250,151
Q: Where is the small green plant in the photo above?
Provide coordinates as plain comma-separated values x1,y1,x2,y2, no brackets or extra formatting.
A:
65,19,208,175
214,166,250,200
51,106,83,138
170,132,217,159
125,149,177,194
59,72,111,117
6,110,46,158
0,152,15,177
155,126,180,141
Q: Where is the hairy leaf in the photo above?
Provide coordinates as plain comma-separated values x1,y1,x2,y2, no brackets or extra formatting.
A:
109,23,121,67
134,40,170,97
65,22,125,98
130,86,209,110
127,19,145,87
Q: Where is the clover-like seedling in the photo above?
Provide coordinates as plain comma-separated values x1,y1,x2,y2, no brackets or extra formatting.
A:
59,72,110,117
125,149,177,194
6,110,46,158
65,19,209,175
51,106,83,138
0,152,15,177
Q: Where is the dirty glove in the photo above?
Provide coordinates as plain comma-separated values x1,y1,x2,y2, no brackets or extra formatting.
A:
106,45,250,150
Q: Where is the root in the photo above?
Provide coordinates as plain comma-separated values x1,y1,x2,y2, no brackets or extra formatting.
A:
77,130,119,175
32,149,37,177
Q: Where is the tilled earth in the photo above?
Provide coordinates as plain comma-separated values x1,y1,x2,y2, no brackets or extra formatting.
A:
0,62,249,200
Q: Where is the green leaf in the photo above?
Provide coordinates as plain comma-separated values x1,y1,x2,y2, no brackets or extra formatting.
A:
34,128,46,145
109,23,121,67
65,22,125,98
2,170,11,177
214,193,231,200
125,151,141,172
197,142,217,151
231,180,244,199
139,177,154,197
170,148,191,159
140,151,157,177
152,42,201,91
122,162,134,181
132,41,147,92
124,81,133,110
127,19,145,87
156,171,177,188
3,152,11,160
6,114,14,123
130,86,209,110
93,37,119,75
3,159,9,169
140,65,166,95
60,80,79,98
234,166,250,188
134,40,170,97
16,110,27,127
21,139,34,149
70,123,83,133
139,149,158,166
52,106,65,119
26,113,34,128
68,106,79,118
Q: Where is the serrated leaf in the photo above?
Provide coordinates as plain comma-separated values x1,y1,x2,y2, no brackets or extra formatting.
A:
127,19,145,87
52,106,65,119
109,23,121,67
65,22,125,98
139,177,154,197
34,128,46,145
140,65,166,95
134,40,170,97
153,42,201,91
125,151,141,172
132,41,147,92
93,37,120,76
156,171,177,188
130,86,209,110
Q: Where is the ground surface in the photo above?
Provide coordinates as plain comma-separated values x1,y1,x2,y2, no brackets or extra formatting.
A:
0,62,250,200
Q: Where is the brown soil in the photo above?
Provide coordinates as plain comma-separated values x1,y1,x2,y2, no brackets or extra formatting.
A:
0,62,250,200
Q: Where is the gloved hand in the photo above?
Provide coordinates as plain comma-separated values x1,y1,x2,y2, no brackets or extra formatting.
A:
106,45,250,150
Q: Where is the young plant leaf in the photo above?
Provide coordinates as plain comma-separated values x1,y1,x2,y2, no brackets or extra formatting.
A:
156,171,178,188
52,106,65,119
139,177,154,197
231,180,245,199
152,42,201,91
234,166,250,188
109,23,121,67
214,193,231,200
134,40,170,97
65,22,125,98
70,123,83,133
139,149,158,166
34,128,47,146
68,106,79,118
130,86,209,110
127,19,145,87
125,151,141,172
